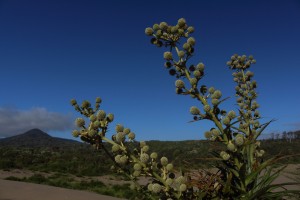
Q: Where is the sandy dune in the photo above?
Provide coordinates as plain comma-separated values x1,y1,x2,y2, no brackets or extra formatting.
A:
0,179,125,200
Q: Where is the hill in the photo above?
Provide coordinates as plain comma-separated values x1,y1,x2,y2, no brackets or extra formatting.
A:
0,129,82,148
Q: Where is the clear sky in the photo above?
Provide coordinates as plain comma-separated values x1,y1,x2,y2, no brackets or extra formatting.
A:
0,0,299,141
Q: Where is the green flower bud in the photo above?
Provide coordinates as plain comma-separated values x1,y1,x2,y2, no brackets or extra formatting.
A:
189,78,197,86
227,141,236,152
183,43,190,50
115,155,121,163
72,130,80,137
70,99,77,106
204,131,212,139
171,26,178,33
197,63,205,71
166,163,173,171
81,100,90,109
140,153,149,163
147,183,153,191
193,70,202,79
153,24,159,31
145,27,154,36
187,26,194,33
208,87,215,94
89,115,96,122
175,80,185,89
156,30,162,37
190,106,200,115
211,99,219,106
112,144,120,152
120,155,128,164
222,117,231,125
179,183,187,192
160,157,168,166
142,145,149,152
177,18,186,27
152,183,162,193
159,22,168,30
235,135,244,146
187,37,196,46
128,132,135,140
204,105,211,112
164,52,173,60
166,178,173,186
107,113,114,122
150,152,158,159
75,118,85,127
115,124,124,132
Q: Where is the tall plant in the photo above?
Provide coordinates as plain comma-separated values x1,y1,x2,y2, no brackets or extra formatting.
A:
70,18,299,199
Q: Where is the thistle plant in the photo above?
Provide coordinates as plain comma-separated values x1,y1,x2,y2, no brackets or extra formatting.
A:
71,18,300,199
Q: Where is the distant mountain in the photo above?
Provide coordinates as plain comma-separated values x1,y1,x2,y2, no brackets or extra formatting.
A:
0,129,82,148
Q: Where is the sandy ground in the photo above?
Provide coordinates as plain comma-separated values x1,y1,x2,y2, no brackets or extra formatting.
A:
0,165,299,200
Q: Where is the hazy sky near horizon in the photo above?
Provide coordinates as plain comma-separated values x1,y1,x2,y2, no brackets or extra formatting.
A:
0,0,300,140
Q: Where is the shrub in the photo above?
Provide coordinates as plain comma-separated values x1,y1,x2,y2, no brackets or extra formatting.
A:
71,18,300,199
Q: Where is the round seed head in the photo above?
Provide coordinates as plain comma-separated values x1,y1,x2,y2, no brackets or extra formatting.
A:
211,99,219,106
190,106,200,115
89,115,96,122
133,170,141,177
116,132,125,142
235,135,244,146
145,27,154,36
152,183,162,193
183,43,190,50
70,99,77,106
187,37,196,46
134,163,142,171
115,124,124,132
166,178,173,185
164,52,173,60
175,80,185,89
166,163,173,171
177,18,186,27
140,153,149,163
159,22,168,30
222,117,231,125
187,26,194,33
156,30,162,37
75,118,85,127
189,78,197,86
107,113,114,122
208,87,215,94
175,176,185,184
179,184,187,192
220,151,230,160
128,132,135,140
115,155,121,163
193,70,202,79
212,90,222,99
119,155,128,164
211,129,220,137
147,183,153,191
171,26,178,33
112,144,120,152
160,157,168,166
227,111,236,119
204,105,211,112
204,131,212,139
142,145,149,152
81,100,90,109
150,152,158,159
95,97,102,104
177,50,185,58
196,63,205,71
72,130,80,137
153,24,159,31
140,141,146,147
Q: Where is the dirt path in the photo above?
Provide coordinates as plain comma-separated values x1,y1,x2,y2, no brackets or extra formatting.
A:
0,179,125,200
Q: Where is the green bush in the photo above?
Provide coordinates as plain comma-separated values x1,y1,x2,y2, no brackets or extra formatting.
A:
71,18,300,199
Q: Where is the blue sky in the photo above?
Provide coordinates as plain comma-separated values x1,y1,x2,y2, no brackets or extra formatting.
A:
0,0,299,141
